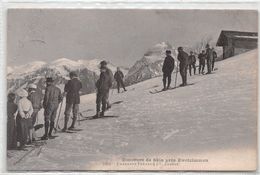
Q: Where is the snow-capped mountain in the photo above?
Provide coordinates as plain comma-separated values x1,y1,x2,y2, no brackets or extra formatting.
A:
7,58,127,95
7,61,47,79
78,59,128,75
125,42,177,85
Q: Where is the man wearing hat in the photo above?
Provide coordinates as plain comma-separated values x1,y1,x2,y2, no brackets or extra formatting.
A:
188,51,196,76
62,71,82,132
162,50,175,90
177,47,189,86
205,44,213,74
198,50,206,74
114,67,127,93
27,83,43,141
42,78,63,140
95,60,113,118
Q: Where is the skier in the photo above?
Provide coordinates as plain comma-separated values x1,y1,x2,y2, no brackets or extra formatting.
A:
198,50,206,74
114,67,127,93
41,78,63,140
16,88,33,150
177,47,189,86
205,44,213,74
212,48,217,71
62,71,82,132
27,83,43,141
7,93,18,150
188,51,196,76
162,50,175,90
95,61,113,118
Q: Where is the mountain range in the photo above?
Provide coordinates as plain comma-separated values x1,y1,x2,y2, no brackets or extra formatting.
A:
7,42,178,94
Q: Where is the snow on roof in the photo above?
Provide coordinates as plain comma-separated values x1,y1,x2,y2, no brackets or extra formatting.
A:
233,35,258,39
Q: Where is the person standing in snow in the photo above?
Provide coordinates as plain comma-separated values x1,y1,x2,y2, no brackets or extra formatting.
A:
42,78,63,140
27,83,43,141
162,50,175,90
198,50,206,74
114,67,127,93
206,44,213,74
95,61,113,118
62,71,82,132
177,47,189,86
188,51,196,76
212,48,217,71
16,89,33,150
7,93,18,150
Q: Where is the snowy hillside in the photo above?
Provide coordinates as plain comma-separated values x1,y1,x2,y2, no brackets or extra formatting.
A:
125,42,177,85
7,49,257,171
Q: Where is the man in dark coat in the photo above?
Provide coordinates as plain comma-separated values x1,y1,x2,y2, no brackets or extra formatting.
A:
114,67,127,93
62,72,82,132
198,50,206,74
206,44,213,74
188,51,196,76
162,50,175,90
7,93,18,149
95,61,113,118
27,83,43,141
177,47,189,86
42,78,62,140
212,48,217,71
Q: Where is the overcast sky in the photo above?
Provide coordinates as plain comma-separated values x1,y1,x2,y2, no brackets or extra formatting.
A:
7,9,258,67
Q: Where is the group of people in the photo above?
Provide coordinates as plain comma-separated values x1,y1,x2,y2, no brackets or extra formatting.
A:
7,84,44,150
162,44,217,90
7,45,215,150
7,61,128,150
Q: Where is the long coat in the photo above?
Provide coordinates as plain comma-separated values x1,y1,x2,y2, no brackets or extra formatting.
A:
178,51,189,67
162,55,175,74
64,78,82,104
96,68,113,93
43,84,62,109
114,70,124,81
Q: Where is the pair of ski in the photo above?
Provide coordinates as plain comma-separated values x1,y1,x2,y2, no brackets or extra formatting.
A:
149,83,195,94
13,140,47,165
56,128,83,134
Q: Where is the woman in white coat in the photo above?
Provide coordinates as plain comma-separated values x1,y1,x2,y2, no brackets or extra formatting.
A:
16,88,33,150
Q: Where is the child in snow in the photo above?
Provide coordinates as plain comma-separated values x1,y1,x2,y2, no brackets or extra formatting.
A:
7,93,18,150
16,89,33,150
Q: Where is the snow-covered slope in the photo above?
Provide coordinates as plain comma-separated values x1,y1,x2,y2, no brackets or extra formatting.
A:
7,49,257,171
125,42,177,85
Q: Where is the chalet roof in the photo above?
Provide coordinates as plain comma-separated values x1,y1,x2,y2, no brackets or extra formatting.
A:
216,30,258,46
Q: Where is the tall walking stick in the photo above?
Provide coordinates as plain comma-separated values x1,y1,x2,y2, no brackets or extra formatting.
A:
174,61,179,88
54,97,64,132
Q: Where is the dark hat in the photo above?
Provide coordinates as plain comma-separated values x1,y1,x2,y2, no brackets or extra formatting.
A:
46,77,54,83
100,60,107,66
166,50,171,54
190,51,193,53
206,43,210,48
178,47,183,51
100,60,108,69
69,71,78,77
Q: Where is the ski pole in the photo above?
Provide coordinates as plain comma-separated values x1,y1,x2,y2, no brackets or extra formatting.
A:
174,61,179,88
55,97,64,132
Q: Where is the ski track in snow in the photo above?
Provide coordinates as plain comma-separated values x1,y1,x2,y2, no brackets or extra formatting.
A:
7,50,257,171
